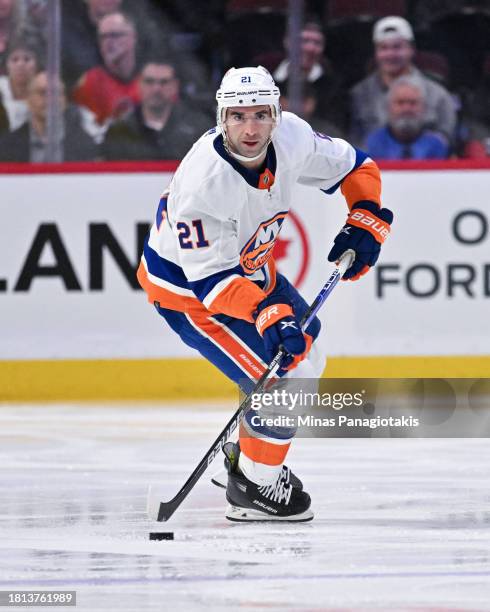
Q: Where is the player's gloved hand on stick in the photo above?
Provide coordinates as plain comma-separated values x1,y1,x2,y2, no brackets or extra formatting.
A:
254,295,306,368
328,200,393,281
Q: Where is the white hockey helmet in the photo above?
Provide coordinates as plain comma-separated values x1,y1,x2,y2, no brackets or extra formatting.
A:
216,66,281,159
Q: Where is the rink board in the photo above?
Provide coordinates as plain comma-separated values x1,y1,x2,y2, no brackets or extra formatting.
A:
0,163,489,399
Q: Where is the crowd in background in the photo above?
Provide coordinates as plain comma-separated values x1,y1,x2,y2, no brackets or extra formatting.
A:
0,0,489,163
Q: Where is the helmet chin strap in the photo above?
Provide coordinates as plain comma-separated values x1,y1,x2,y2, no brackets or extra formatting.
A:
222,125,274,164
225,141,269,163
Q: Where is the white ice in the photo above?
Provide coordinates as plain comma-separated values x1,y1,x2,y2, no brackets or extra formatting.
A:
1,403,490,611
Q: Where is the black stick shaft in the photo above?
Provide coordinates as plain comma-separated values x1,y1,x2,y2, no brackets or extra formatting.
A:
155,251,354,521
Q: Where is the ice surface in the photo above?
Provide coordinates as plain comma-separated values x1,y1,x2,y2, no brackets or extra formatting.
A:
1,403,489,611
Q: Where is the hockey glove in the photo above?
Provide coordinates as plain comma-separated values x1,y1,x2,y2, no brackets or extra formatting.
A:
254,295,306,368
328,200,393,281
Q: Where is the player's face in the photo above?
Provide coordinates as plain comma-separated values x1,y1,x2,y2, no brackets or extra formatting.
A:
375,38,414,76
224,105,274,161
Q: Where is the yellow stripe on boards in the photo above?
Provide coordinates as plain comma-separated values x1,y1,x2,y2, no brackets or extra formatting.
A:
0,357,488,402
325,356,490,379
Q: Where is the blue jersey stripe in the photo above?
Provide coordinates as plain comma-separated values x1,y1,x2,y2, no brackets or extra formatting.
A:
189,265,244,302
143,241,190,289
155,197,168,230
144,239,246,301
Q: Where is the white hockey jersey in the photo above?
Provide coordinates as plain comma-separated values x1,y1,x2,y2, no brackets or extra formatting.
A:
137,112,381,322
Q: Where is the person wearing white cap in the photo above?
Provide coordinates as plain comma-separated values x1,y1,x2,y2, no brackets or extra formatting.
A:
349,15,456,148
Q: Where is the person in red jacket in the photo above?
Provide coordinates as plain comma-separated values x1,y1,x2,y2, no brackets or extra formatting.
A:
72,11,141,126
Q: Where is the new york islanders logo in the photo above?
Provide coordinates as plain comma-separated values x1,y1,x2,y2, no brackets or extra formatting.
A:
240,212,288,274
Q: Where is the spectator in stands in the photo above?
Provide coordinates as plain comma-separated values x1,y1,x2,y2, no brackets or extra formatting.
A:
101,59,210,161
71,11,141,126
0,70,98,161
62,0,169,89
274,20,346,129
349,16,457,148
364,76,450,160
279,79,345,139
0,36,40,131
0,0,24,73
62,0,122,87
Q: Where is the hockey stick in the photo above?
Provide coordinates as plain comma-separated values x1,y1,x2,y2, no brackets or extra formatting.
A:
148,249,355,522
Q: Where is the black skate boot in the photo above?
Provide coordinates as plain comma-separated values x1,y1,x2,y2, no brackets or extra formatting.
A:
211,441,303,491
224,443,313,522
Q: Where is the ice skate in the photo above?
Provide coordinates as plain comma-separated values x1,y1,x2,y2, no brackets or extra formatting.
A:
211,441,303,490
223,443,313,522
225,465,313,522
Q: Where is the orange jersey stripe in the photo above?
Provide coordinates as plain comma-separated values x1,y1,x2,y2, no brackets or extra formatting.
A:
207,276,267,322
137,261,201,311
239,422,291,466
139,261,268,380
341,161,381,209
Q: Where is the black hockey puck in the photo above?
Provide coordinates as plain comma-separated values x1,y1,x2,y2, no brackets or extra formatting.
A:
149,532,174,541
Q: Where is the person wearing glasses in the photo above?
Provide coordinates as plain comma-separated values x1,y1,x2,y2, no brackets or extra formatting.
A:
0,71,98,162
71,11,141,126
101,59,210,160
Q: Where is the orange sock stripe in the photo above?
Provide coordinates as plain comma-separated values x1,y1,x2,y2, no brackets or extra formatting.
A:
341,161,381,209
239,424,291,466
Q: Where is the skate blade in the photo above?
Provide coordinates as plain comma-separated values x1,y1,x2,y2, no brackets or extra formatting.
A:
225,504,314,523
211,468,227,489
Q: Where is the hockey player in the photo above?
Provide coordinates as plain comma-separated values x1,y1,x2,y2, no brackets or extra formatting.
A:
138,66,393,522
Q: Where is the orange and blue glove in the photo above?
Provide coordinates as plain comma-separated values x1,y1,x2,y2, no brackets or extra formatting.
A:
254,295,306,369
328,200,393,281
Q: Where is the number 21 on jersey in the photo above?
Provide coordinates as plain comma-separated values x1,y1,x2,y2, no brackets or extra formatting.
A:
177,219,209,249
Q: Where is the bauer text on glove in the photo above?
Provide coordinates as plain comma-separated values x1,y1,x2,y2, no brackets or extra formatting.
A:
254,295,306,367
328,200,393,281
